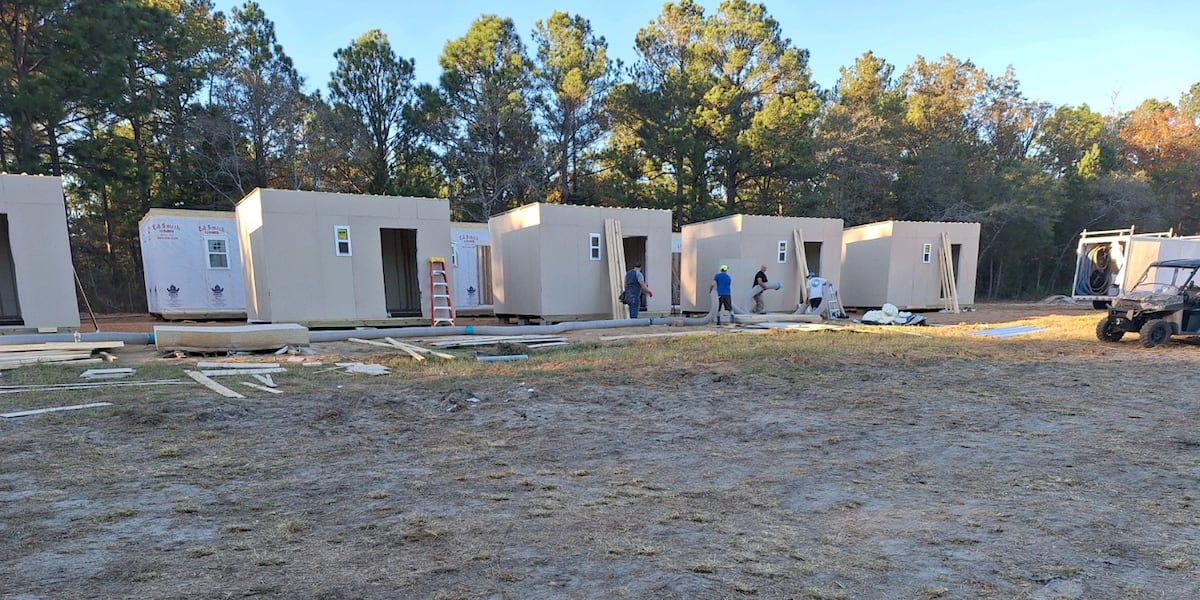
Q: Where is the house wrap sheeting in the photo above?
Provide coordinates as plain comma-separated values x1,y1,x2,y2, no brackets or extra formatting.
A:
840,220,981,310
488,203,673,321
450,222,492,310
139,209,246,319
681,214,844,313
0,174,79,332
236,188,451,324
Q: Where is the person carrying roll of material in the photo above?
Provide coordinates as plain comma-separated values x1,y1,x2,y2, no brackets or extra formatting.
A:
751,264,770,314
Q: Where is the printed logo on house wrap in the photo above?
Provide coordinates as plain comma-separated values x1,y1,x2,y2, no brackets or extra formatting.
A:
210,284,226,307
166,284,183,308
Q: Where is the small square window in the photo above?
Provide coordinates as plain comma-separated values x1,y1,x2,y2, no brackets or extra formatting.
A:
335,226,352,256
206,238,229,269
922,243,933,264
777,240,788,263
589,233,602,261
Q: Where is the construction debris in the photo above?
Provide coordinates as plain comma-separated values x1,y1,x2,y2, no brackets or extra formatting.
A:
183,370,246,398
421,334,567,349
2,402,114,418
0,379,185,394
0,340,125,369
195,361,281,369
80,368,135,379
334,362,390,375
240,381,283,394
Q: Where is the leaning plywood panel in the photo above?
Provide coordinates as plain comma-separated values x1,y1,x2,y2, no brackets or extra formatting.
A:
139,209,246,319
0,174,79,331
153,323,308,352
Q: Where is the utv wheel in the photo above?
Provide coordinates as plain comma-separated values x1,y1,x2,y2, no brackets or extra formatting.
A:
1095,317,1124,342
1139,319,1173,348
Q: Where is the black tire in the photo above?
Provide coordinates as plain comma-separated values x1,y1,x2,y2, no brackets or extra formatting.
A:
1095,317,1124,342
1139,319,1173,348
1092,300,1111,310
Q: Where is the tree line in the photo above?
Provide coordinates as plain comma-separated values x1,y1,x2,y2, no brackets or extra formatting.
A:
3,0,1199,311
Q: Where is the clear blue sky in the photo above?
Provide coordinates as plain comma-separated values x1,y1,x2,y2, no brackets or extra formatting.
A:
245,0,1198,114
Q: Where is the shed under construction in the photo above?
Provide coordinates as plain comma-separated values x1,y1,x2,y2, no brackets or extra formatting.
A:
840,220,980,310
0,174,79,332
139,208,246,320
488,203,673,322
450,222,493,313
236,188,451,326
680,214,844,313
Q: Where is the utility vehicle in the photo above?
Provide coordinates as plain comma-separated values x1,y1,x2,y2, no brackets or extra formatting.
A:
1095,258,1200,347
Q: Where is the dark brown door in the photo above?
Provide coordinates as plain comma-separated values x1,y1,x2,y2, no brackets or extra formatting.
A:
380,228,420,316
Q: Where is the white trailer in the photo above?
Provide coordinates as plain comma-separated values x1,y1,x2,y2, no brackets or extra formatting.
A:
1069,227,1200,308
139,209,246,320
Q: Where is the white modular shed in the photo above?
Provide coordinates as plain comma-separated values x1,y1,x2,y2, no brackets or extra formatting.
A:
236,188,451,325
450,222,493,312
0,174,79,332
488,203,673,321
680,214,844,313
139,209,246,320
840,220,981,310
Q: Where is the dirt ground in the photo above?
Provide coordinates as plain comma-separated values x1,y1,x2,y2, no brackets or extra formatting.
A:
3,302,1199,599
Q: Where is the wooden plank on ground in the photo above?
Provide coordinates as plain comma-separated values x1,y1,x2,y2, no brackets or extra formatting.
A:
0,341,124,353
195,361,281,369
240,381,283,394
387,338,455,360
154,324,309,353
0,379,185,394
198,367,286,377
0,352,96,368
80,368,135,379
184,370,246,398
252,373,277,387
381,338,428,361
2,402,114,418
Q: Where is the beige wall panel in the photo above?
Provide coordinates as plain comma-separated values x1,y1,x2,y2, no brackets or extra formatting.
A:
0,174,79,330
237,188,450,323
682,215,843,313
841,220,979,309
236,192,268,321
489,204,671,318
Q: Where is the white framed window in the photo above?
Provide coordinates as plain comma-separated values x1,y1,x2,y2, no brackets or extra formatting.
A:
922,243,933,264
589,233,602,261
777,240,788,263
206,238,229,269
334,225,352,256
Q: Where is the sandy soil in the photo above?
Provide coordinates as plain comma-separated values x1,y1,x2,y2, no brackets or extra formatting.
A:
3,302,1198,599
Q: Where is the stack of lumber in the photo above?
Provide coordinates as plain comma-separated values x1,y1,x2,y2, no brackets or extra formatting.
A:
0,341,124,369
419,334,568,350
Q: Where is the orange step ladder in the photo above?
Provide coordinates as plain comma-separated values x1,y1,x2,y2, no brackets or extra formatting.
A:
429,257,455,326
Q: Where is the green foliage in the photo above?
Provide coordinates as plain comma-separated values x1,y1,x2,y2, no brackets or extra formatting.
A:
329,29,416,196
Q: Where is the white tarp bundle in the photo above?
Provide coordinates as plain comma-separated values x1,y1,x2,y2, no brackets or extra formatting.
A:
861,303,925,326
139,210,246,317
